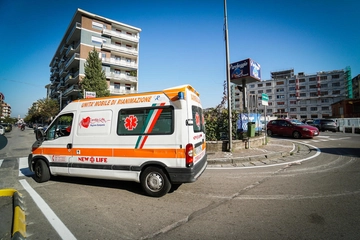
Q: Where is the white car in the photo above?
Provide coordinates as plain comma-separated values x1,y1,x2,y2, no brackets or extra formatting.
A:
0,125,4,135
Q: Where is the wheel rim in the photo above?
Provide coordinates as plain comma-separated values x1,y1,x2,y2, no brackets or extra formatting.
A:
294,132,300,138
35,165,42,178
146,172,164,192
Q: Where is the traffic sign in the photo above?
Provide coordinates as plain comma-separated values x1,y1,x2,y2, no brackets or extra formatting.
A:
262,93,268,106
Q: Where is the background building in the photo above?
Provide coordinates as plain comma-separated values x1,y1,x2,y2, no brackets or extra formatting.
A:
0,92,11,118
232,67,353,120
49,8,141,109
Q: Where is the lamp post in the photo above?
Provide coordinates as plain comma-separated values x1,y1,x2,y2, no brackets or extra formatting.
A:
57,91,62,111
224,0,232,151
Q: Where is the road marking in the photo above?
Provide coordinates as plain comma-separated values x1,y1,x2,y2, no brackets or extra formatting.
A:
19,180,77,240
208,142,321,170
19,157,33,177
0,159,3,167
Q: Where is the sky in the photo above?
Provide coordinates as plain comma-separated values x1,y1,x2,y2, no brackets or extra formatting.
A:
0,0,359,118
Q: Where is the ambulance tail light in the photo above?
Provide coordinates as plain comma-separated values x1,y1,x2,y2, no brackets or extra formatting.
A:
185,143,194,167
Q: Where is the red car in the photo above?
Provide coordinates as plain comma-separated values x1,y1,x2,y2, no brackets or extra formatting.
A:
266,119,319,139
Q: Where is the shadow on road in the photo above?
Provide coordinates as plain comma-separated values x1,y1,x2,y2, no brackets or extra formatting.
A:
0,135,7,150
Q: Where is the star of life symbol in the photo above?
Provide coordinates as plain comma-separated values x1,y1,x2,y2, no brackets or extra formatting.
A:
124,115,138,131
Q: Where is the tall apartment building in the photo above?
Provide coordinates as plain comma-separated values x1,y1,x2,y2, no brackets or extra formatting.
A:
0,92,11,118
231,68,352,120
49,9,141,109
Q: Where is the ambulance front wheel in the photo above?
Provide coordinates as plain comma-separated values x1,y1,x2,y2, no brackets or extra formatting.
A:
33,159,51,183
141,166,171,197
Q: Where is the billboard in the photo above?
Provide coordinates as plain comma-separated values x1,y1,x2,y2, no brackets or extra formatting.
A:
237,113,263,131
230,58,261,84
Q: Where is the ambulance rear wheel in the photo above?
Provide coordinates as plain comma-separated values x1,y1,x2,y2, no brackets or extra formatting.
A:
34,160,50,183
141,167,171,197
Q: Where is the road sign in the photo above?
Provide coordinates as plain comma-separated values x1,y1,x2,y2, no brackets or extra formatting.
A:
262,93,268,106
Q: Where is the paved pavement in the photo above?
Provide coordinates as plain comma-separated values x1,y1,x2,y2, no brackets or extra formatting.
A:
207,138,319,168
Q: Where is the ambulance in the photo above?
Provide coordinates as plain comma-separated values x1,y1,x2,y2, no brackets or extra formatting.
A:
29,85,207,197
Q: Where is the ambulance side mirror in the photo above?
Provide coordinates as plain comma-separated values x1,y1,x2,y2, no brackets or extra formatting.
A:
35,129,45,142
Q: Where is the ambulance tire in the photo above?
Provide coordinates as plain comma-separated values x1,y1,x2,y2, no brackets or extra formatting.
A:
34,160,51,183
141,167,171,197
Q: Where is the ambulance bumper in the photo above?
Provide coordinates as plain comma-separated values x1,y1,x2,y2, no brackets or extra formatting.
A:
166,153,207,183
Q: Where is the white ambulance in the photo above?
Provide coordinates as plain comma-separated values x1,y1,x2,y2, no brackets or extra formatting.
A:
29,85,207,197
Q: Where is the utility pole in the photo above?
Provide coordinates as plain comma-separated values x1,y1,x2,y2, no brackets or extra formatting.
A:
224,0,232,151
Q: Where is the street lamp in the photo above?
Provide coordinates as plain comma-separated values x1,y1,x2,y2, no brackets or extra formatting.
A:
57,91,62,111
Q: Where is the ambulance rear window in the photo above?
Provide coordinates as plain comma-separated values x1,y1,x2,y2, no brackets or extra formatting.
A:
192,106,205,133
118,106,174,135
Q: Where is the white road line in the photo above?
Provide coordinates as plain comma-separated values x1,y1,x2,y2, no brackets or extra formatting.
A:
19,179,77,240
19,157,33,177
208,142,321,170
0,159,3,167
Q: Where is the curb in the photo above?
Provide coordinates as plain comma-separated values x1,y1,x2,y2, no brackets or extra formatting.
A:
0,189,26,239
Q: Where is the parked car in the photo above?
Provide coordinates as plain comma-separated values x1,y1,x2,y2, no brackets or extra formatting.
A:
311,119,337,132
267,119,319,139
0,123,12,132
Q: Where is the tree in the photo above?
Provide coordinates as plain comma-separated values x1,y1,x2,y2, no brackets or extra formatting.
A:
25,98,59,123
80,47,110,97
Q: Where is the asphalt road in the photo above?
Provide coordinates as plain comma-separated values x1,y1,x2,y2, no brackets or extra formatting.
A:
1,127,360,239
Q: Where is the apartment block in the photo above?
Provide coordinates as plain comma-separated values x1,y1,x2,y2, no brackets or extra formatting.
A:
231,68,352,120
0,92,11,118
49,8,141,109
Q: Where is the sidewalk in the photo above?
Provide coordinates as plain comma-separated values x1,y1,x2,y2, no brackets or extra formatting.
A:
207,138,317,167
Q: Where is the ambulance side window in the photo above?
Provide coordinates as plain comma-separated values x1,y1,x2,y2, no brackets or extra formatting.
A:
45,113,74,140
192,106,205,133
117,106,174,135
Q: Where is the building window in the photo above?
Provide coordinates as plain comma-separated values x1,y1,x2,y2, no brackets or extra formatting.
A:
91,36,103,44
309,85,317,89
322,106,329,111
258,84,263,87
289,80,295,84
299,86,306,90
92,21,105,30
321,99,329,103
276,81,284,85
277,102,285,105
289,87,295,91
310,92,317,97
290,108,296,112
332,82,340,87
276,88,284,92
300,93,306,97
299,79,305,83
125,84,131,90
321,83,327,88
320,91,328,96
332,74,340,79
258,90,263,93
276,95,285,99
266,89,272,93
249,91,255,94
290,101,297,104
309,77,316,81
250,84,255,88
266,82,272,86
310,107,317,111
300,107,307,111
290,94,296,98
320,76,327,80
333,90,341,95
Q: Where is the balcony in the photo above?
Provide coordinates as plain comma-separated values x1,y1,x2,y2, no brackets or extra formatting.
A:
102,29,139,43
101,57,137,69
110,88,137,95
106,72,137,82
101,43,138,56
65,70,79,85
66,41,80,57
65,53,80,69
66,22,81,44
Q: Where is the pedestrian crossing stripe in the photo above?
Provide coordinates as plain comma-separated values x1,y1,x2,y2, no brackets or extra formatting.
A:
18,157,33,177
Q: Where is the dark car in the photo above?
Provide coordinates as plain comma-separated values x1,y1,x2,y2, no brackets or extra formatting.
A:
312,119,337,132
267,119,319,139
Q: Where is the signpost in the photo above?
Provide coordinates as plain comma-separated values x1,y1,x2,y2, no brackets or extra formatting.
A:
261,93,269,142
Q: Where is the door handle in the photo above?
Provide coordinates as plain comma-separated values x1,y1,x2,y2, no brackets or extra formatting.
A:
67,143,72,149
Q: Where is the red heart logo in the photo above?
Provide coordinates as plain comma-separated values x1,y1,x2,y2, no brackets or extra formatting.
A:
81,117,90,128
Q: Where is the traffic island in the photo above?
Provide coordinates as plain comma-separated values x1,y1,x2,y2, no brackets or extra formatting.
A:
0,189,26,239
